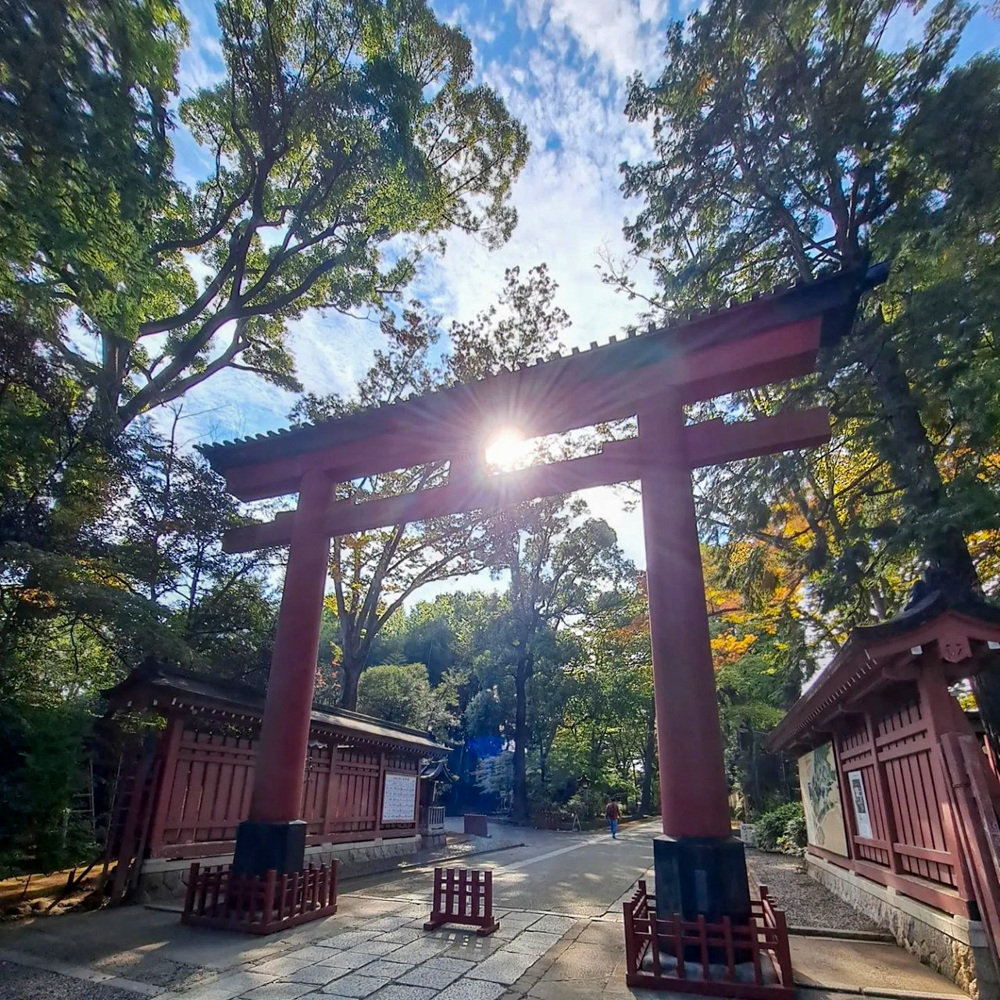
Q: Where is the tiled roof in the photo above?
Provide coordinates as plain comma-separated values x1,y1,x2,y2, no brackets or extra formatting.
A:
104,665,450,754
766,587,1000,753
198,262,889,472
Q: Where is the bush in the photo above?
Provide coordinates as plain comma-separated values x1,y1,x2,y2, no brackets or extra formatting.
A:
777,812,807,856
751,802,803,852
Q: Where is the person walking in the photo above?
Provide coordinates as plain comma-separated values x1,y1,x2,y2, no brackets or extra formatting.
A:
605,797,620,839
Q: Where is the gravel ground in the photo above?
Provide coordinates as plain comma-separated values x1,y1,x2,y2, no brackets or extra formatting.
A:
744,847,882,933
0,961,138,1000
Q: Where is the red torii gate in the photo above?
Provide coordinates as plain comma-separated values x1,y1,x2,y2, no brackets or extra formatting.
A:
201,263,886,924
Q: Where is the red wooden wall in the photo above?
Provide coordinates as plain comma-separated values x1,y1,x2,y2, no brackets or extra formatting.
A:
147,724,421,860
822,678,973,916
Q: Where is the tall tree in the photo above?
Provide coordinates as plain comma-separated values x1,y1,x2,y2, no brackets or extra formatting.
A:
303,264,569,709
488,498,630,823
616,0,1000,733
1,0,528,441
356,662,457,739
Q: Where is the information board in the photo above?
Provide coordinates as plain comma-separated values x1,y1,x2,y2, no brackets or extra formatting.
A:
847,769,873,840
797,743,848,856
382,773,417,823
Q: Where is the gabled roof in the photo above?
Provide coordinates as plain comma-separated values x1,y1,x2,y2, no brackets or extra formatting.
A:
420,758,457,781
104,665,449,756
766,588,1000,754
199,262,888,479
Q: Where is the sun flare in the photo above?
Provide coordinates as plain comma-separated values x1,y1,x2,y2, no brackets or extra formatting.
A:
484,429,530,471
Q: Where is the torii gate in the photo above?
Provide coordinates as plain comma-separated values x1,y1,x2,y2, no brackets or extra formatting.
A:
201,262,886,924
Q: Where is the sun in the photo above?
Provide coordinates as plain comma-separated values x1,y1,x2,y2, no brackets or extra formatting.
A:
484,428,531,471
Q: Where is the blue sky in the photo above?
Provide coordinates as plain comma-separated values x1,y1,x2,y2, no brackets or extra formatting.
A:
167,0,1000,590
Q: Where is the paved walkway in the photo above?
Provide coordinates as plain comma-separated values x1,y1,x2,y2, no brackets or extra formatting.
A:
0,822,972,1000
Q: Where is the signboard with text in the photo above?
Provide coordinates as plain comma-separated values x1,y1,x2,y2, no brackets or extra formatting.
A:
382,773,417,823
847,769,873,840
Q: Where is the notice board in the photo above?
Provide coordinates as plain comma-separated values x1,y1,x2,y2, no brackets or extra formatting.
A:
382,772,417,823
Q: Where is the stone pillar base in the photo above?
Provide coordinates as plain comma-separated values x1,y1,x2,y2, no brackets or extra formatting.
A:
653,835,752,923
232,819,306,875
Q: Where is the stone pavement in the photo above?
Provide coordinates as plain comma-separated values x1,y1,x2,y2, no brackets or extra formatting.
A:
0,885,599,1000
0,821,974,1000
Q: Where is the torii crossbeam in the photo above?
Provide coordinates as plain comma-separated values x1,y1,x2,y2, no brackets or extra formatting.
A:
200,262,886,924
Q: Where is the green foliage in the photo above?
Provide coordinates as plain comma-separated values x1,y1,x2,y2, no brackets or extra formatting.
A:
356,663,456,739
777,811,808,857
752,802,804,853
0,699,95,878
1,0,527,437
304,264,566,709
616,0,1000,759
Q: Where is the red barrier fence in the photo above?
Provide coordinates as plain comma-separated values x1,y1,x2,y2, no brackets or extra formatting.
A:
424,867,499,936
623,881,793,999
181,861,338,934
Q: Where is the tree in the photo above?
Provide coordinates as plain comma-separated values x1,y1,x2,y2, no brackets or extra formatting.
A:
356,662,456,739
488,499,631,823
305,264,570,709
617,0,1000,736
2,0,528,441
446,263,570,384
564,580,654,813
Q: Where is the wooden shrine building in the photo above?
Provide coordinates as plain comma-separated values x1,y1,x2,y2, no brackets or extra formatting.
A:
103,665,447,902
767,584,1000,997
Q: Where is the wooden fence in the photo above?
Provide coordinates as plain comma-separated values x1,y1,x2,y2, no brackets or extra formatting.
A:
622,881,793,999
147,722,420,859
823,678,972,915
181,861,338,934
424,868,500,936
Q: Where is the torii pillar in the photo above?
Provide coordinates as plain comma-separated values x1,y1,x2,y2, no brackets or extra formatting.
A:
231,470,335,874
639,392,750,923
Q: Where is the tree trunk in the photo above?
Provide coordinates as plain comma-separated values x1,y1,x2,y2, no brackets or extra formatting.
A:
512,656,530,824
869,339,979,589
866,334,1000,756
340,651,362,711
639,693,656,816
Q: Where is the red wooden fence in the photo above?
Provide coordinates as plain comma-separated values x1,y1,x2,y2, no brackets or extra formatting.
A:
182,860,338,934
825,678,972,916
424,868,500,936
148,722,421,858
622,881,794,999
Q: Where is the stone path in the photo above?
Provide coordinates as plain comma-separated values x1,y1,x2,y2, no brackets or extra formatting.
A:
0,823,973,1000
0,889,590,1000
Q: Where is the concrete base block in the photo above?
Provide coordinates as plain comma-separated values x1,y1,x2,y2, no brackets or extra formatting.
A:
232,819,306,875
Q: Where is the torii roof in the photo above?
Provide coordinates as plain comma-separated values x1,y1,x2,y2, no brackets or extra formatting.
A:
199,263,888,501
766,589,1000,755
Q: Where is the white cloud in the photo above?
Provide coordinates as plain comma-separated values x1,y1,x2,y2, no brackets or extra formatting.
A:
177,1,226,95
165,0,662,579
514,0,671,79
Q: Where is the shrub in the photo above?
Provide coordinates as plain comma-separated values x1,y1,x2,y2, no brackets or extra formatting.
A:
751,802,803,852
777,812,807,856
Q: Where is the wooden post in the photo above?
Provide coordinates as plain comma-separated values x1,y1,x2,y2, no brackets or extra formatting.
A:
864,709,903,875
246,470,335,826
322,739,338,839
918,665,976,904
147,715,184,859
637,393,731,839
374,750,386,837
832,730,861,860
